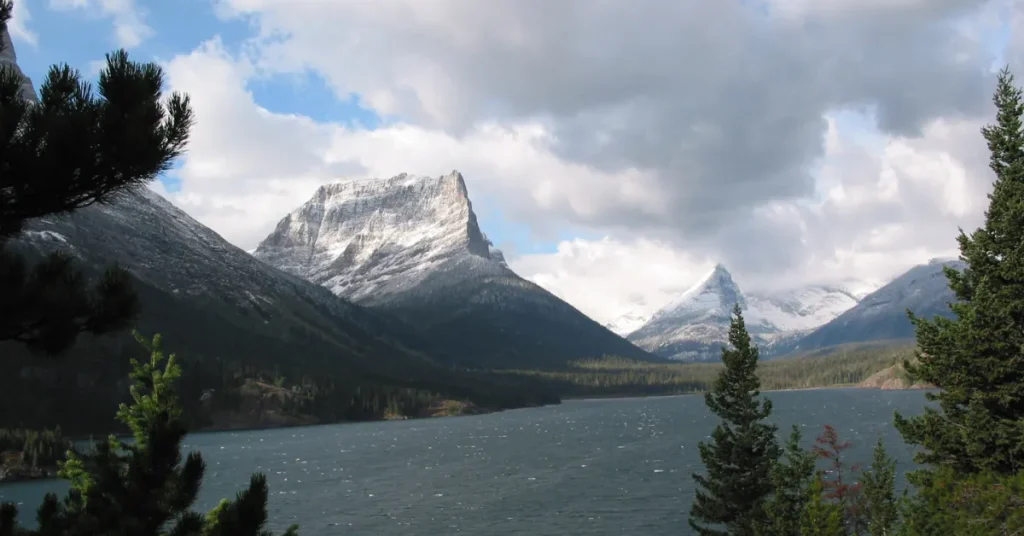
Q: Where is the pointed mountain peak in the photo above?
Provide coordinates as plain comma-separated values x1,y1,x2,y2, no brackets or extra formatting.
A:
649,263,745,322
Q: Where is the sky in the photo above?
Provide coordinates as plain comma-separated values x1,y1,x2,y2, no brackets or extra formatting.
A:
6,0,1022,326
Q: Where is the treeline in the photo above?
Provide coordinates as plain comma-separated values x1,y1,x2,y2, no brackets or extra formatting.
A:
499,344,913,398
0,347,560,434
0,427,72,469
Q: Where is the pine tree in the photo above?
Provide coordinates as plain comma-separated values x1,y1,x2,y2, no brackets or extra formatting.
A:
893,66,1024,477
0,0,193,355
799,477,846,536
758,426,817,536
689,304,780,536
0,332,299,536
859,438,899,536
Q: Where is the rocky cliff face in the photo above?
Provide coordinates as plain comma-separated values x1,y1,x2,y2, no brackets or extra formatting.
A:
255,171,504,304
254,171,656,368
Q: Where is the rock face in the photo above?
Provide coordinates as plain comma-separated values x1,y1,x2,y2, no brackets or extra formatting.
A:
255,171,501,304
0,21,37,103
627,264,862,361
794,258,966,351
254,171,655,368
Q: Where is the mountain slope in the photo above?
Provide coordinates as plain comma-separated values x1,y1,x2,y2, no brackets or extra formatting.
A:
10,187,439,377
627,264,861,361
253,171,655,368
793,258,965,351
3,187,563,430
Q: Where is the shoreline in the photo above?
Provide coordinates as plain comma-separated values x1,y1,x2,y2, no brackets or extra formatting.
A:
561,383,864,402
4,384,929,485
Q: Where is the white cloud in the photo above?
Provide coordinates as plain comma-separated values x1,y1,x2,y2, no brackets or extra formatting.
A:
48,0,152,47
161,40,666,250
146,1,1013,324
8,0,37,45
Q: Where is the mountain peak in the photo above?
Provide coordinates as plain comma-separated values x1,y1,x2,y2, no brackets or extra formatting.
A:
253,171,501,301
1,20,38,103
650,263,744,322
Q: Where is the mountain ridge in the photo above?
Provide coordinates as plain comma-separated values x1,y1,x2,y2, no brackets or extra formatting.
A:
627,264,864,361
791,258,965,351
254,171,657,368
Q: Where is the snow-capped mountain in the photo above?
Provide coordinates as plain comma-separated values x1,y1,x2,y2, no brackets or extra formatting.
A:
604,310,650,336
253,170,655,368
793,258,965,351
627,264,862,361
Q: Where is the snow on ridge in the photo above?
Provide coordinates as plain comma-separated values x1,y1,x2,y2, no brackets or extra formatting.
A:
629,264,863,360
651,263,739,322
253,170,507,302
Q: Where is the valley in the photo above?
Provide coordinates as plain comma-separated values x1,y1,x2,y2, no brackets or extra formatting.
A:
0,168,955,437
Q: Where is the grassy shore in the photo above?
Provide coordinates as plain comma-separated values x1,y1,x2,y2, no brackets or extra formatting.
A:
500,342,918,399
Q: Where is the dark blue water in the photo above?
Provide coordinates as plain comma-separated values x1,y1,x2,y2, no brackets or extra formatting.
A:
0,388,930,535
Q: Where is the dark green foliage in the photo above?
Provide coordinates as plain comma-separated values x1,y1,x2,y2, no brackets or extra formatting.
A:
758,426,817,536
799,477,846,536
0,427,72,469
0,0,193,355
0,332,298,536
897,467,1024,536
859,439,899,536
689,305,780,536
503,344,914,399
894,66,1024,478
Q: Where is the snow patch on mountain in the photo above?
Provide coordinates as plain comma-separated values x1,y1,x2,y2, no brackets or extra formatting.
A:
604,310,650,336
627,264,863,361
253,170,506,303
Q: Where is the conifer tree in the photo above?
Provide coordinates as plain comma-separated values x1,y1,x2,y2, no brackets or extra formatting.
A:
0,332,299,536
0,0,193,355
689,304,780,536
858,438,899,536
893,66,1024,477
758,426,817,536
799,477,846,536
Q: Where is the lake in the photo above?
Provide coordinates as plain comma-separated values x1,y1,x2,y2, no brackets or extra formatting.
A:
0,388,931,535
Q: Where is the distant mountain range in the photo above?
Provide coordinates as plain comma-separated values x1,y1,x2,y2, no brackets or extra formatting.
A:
625,265,863,361
792,258,965,351
252,171,655,369
622,260,962,361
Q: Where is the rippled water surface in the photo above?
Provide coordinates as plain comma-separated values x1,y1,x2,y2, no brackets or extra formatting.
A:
1,389,931,535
